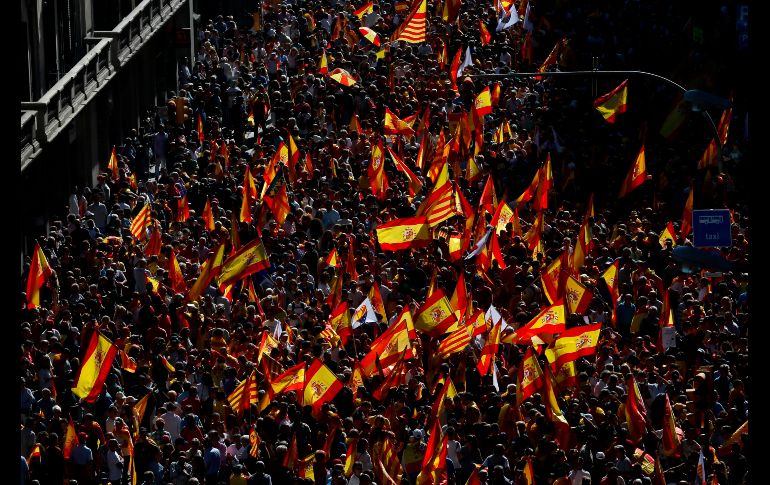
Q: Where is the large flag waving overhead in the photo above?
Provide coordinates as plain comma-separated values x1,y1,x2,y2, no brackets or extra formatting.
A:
544,323,602,370
618,145,648,198
594,80,628,123
384,108,416,137
390,0,426,43
72,331,118,402
26,242,52,309
376,216,431,251
414,289,458,336
217,238,270,288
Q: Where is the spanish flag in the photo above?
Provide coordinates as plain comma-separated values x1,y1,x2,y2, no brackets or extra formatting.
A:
25,242,52,309
479,19,492,45
187,242,226,302
564,275,592,315
63,417,79,459
681,188,694,237
330,302,352,345
202,197,215,231
129,203,151,241
167,251,187,294
107,146,119,180
263,168,291,224
661,393,681,457
523,457,535,485
509,301,566,342
660,94,688,140
384,108,416,136
349,112,362,133
625,375,648,443
541,256,562,304
325,248,340,267
476,320,501,376
618,145,648,198
120,350,137,373
376,216,431,251
72,331,118,402
353,1,374,18
473,87,493,117
450,271,468,319
414,289,458,337
386,146,423,198
544,323,602,370
303,359,343,415
369,139,389,200
544,365,572,450
594,79,628,123
430,375,458,422
27,444,42,464
416,421,447,485
144,221,162,257
315,49,328,76
360,309,412,376
516,347,545,404
217,238,270,288
659,222,677,248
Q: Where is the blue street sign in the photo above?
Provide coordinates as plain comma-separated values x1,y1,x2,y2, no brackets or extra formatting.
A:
692,209,732,248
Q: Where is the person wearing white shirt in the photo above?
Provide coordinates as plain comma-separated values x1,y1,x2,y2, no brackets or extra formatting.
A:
160,403,183,442
106,439,125,482
568,458,592,485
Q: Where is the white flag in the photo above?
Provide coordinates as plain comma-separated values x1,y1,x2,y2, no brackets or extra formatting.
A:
496,7,520,32
457,47,473,78
352,298,378,328
465,227,493,260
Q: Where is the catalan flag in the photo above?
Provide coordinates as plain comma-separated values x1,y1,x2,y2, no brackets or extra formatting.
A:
129,203,152,241
618,145,648,198
25,242,52,309
227,370,258,414
594,80,628,123
217,238,270,288
71,331,118,402
437,324,471,359
391,0,426,43
303,359,343,415
376,216,431,251
416,181,457,227
374,438,402,485
544,323,602,370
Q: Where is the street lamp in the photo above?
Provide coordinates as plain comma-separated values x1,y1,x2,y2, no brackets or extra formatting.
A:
470,70,730,156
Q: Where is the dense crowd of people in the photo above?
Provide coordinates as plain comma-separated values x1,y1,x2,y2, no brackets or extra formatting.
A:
20,1,749,484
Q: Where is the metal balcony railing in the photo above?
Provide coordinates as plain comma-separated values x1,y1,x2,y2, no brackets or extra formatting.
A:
20,0,188,172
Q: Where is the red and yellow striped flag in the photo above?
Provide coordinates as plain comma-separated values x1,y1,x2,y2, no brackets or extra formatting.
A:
303,359,343,415
476,320,501,376
167,250,186,294
227,370,258,414
625,375,648,443
217,238,270,288
63,417,79,459
618,145,648,198
594,79,628,123
353,1,374,18
107,146,119,180
479,20,492,45
384,108,416,137
202,197,215,231
681,188,694,237
390,0,426,43
72,331,118,402
437,324,471,359
129,203,151,241
659,222,678,248
369,139,389,200
376,216,431,251
25,242,52,309
544,323,602,370
516,347,545,405
472,87,493,117
187,242,226,303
